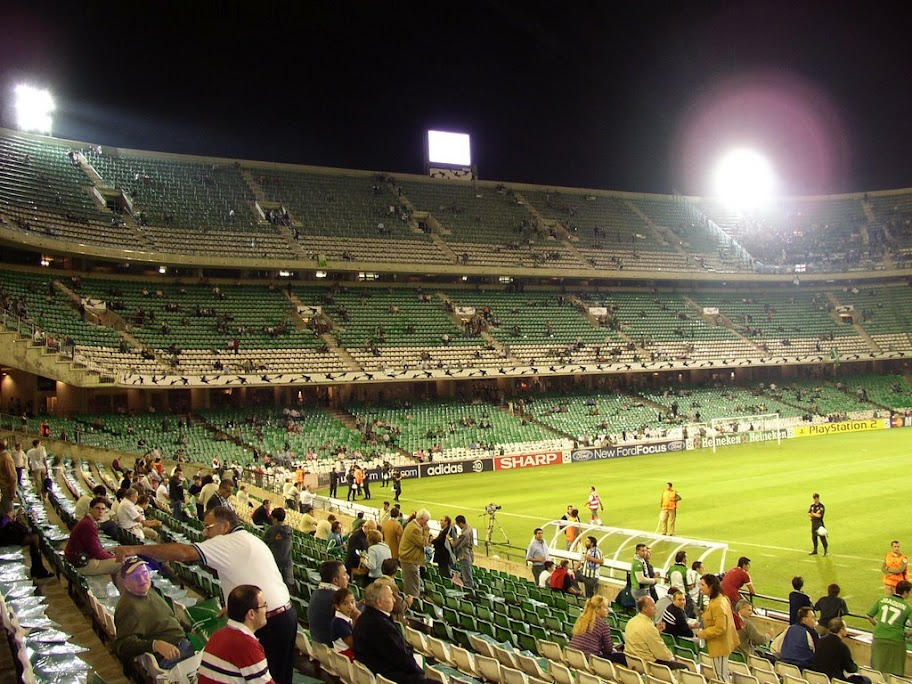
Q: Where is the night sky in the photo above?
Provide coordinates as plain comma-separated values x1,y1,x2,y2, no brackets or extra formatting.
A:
2,1,912,196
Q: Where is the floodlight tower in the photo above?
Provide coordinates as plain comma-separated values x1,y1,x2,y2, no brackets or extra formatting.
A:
14,84,55,135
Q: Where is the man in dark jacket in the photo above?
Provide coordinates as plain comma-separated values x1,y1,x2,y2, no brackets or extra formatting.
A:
353,580,429,684
264,508,293,587
775,606,819,669
812,619,870,684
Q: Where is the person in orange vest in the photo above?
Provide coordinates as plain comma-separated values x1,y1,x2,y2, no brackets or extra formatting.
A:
354,467,365,499
564,508,581,550
882,540,909,595
657,482,681,535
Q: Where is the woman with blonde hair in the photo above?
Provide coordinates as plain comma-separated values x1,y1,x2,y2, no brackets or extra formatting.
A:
569,594,626,664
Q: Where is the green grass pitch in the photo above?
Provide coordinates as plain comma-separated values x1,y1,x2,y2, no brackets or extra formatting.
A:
335,429,908,623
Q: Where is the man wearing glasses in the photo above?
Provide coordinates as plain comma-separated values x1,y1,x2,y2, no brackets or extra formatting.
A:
198,584,274,684
114,506,295,684
65,497,121,576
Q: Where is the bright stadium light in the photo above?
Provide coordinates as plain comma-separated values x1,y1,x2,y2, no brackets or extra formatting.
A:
14,84,55,135
712,148,775,209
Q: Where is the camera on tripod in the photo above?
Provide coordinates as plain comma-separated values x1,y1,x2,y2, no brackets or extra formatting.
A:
484,502,501,516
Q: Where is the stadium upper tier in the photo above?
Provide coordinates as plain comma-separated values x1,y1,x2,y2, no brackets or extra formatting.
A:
2,268,911,385
11,373,910,467
2,128,912,274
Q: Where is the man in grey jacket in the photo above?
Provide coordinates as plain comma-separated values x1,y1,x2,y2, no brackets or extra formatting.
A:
452,515,475,589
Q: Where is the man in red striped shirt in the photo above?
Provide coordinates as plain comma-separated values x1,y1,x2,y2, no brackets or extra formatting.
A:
198,585,274,684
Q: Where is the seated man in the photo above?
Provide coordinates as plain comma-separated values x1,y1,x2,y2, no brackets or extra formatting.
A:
64,497,121,576
812,619,870,684
0,501,54,580
113,558,194,668
735,599,774,662
198,584,274,684
75,485,119,537
353,580,429,684
660,588,696,639
117,487,161,541
308,560,358,644
549,559,582,595
624,596,688,670
773,606,818,669
251,498,272,527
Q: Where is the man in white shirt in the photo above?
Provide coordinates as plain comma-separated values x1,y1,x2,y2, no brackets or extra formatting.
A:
538,561,555,588
297,483,314,512
12,441,26,484
281,479,297,509
114,506,296,684
155,481,170,508
117,488,160,540
26,439,47,495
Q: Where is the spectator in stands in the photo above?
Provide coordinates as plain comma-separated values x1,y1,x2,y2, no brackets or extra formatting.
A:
735,599,773,662
117,487,161,541
206,478,234,512
538,561,555,588
0,501,53,580
660,588,696,639
315,513,334,540
353,580,429,684
361,529,391,581
789,576,813,624
431,515,457,579
198,584,273,684
381,506,403,558
813,583,848,635
300,504,317,535
327,520,344,550
264,508,293,587
65,497,121,576
331,588,359,661
577,535,603,597
198,474,218,517
281,479,297,509
773,606,818,669
549,559,582,595
114,506,296,684
721,556,755,628
813,619,870,684
168,467,187,520
112,558,194,668
0,439,18,516
399,509,430,598
570,594,626,664
696,573,740,680
624,596,687,670
252,498,272,527
631,543,659,600
26,438,47,497
452,515,475,589
866,580,912,676
309,560,358,645
12,441,26,485
526,527,551,584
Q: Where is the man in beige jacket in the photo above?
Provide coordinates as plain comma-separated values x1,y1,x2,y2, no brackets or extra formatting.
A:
399,509,430,597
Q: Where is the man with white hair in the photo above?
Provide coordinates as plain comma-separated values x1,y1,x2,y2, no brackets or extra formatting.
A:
399,509,431,597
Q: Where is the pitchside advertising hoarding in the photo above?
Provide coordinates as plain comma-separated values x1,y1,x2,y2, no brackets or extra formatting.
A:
793,417,889,437
570,439,685,462
493,451,570,470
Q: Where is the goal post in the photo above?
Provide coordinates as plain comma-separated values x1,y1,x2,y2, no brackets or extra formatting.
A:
709,412,782,452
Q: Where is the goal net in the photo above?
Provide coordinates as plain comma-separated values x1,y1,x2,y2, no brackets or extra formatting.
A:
708,412,782,452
